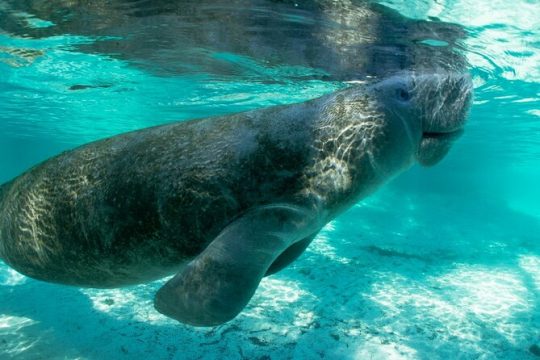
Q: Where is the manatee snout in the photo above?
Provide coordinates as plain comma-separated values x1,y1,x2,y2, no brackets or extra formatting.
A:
416,72,473,166
419,73,473,134
372,71,473,167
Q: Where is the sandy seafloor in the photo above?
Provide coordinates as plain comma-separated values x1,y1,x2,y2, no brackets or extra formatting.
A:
1,162,539,360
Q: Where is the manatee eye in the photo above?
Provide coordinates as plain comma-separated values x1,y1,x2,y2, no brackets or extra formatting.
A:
396,88,410,101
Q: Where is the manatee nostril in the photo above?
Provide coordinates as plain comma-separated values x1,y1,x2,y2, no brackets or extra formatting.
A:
396,88,410,101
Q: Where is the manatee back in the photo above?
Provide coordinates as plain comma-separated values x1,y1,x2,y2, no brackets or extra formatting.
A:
0,106,317,287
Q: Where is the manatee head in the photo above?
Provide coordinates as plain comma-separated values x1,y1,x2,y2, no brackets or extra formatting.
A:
370,70,473,167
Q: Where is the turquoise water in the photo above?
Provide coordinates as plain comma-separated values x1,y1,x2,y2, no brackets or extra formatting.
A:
0,1,539,359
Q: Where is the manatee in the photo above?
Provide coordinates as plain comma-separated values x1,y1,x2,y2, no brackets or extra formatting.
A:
0,70,472,326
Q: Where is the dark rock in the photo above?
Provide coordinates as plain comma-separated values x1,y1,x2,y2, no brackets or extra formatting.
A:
249,337,269,346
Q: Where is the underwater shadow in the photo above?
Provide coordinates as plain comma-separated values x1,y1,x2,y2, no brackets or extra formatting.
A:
272,179,540,358
0,278,159,359
1,269,359,359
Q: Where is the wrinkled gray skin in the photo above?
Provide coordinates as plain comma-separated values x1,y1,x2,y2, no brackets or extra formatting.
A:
0,71,472,326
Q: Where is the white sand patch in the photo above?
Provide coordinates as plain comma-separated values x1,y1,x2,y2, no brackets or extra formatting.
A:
519,254,540,291
355,340,418,360
0,314,35,330
307,221,352,264
0,315,39,358
0,266,27,286
436,266,532,343
81,288,139,313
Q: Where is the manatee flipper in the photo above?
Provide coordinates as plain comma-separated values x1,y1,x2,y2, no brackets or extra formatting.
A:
265,233,317,276
154,204,321,326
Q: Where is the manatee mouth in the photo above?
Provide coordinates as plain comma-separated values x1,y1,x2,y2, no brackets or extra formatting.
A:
422,129,464,141
416,129,464,167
